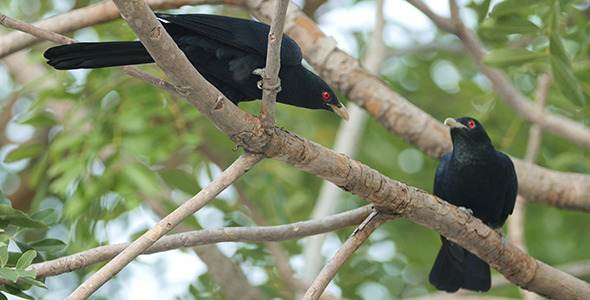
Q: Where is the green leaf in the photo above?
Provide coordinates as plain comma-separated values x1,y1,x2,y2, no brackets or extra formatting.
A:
18,112,57,127
0,268,18,282
29,209,60,225
159,169,200,195
0,193,9,206
29,154,48,187
467,0,492,23
480,15,542,35
483,48,545,68
19,277,46,289
550,57,587,105
0,207,47,228
4,144,46,163
2,285,33,299
14,269,35,279
16,250,37,269
0,205,26,217
0,243,7,268
2,216,47,229
0,292,7,300
490,0,546,17
121,163,162,195
549,31,571,66
30,239,66,252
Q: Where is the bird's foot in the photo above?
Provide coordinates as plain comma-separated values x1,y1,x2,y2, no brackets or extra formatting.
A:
458,206,473,216
253,68,282,93
495,228,506,248
252,68,265,76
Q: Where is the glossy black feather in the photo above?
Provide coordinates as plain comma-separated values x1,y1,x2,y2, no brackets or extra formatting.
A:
43,13,347,118
429,117,518,292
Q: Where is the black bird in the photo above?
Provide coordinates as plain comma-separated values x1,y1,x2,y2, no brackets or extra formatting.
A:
44,13,349,120
429,117,518,292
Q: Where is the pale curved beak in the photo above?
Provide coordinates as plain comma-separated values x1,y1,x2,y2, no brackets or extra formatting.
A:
444,117,466,129
330,103,350,121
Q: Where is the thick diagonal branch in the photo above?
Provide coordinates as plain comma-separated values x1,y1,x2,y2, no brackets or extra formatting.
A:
2,0,589,211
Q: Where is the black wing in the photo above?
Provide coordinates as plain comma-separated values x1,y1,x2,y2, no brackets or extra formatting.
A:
433,152,452,200
155,13,303,66
498,151,518,220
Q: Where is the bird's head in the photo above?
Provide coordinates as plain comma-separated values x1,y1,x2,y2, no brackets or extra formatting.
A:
280,67,349,121
317,87,349,121
444,117,492,148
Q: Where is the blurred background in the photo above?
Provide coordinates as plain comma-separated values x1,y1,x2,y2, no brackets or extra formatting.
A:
0,0,589,299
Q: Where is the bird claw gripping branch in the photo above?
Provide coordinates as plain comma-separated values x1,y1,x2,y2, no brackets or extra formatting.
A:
253,68,282,93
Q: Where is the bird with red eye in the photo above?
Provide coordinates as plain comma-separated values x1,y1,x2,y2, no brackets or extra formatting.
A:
429,116,518,292
43,13,350,121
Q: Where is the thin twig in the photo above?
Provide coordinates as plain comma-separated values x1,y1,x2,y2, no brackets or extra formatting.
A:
303,210,393,300
259,0,290,129
65,153,263,299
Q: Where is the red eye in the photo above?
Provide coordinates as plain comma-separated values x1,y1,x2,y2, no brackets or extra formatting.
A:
468,120,476,128
322,91,331,100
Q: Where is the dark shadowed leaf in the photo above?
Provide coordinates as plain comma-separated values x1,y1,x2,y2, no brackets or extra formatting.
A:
29,239,66,252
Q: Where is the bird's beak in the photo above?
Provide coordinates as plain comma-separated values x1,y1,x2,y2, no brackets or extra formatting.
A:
444,118,466,129
330,103,350,121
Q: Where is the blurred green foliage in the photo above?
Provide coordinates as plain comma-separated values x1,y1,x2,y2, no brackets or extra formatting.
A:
0,0,589,299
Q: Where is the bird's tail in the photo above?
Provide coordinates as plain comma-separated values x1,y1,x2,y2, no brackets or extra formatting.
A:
429,237,490,292
44,42,154,70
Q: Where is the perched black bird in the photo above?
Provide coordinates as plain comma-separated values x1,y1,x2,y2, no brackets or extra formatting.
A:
44,13,349,120
429,117,518,292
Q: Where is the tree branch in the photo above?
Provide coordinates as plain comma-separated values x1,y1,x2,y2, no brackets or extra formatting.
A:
0,205,371,286
259,0,289,129
66,152,263,299
304,211,392,300
410,0,590,150
4,1,590,297
508,73,551,300
144,191,265,300
303,0,382,282
2,0,589,211
246,0,590,212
